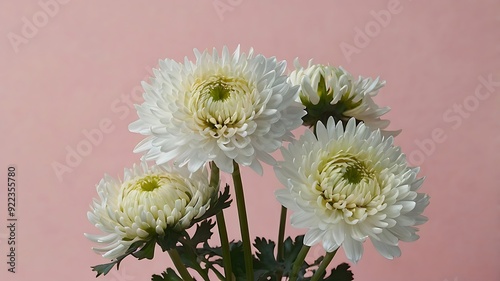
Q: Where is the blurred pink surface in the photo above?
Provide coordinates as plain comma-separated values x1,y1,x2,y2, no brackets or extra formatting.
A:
0,1,499,280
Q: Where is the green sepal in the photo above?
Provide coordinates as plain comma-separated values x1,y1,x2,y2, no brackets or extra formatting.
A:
301,74,362,129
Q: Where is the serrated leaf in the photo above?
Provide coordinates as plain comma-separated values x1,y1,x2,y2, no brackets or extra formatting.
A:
227,241,247,280
199,240,247,280
91,262,119,277
91,240,146,276
324,263,353,281
254,237,280,272
132,238,156,260
199,241,223,257
156,230,186,252
190,219,216,248
282,235,306,275
191,184,232,225
253,237,281,280
166,222,216,280
176,243,209,278
311,256,324,268
151,268,183,281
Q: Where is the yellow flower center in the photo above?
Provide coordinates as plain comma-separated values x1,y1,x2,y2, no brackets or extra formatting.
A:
201,78,232,101
136,175,162,191
316,153,385,224
117,173,194,235
190,74,257,140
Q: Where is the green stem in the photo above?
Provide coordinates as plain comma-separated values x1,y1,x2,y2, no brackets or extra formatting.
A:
209,161,220,192
275,206,287,280
310,250,337,281
210,163,234,281
216,212,233,281
277,206,287,262
168,248,194,281
232,162,254,281
289,245,310,281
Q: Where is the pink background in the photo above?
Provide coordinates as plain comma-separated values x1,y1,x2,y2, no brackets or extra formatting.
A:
1,1,499,280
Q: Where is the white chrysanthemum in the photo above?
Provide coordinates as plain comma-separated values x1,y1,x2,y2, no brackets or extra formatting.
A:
85,163,214,260
129,46,304,175
275,117,429,263
289,60,398,136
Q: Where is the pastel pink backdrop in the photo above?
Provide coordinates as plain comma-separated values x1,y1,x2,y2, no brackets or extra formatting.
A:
1,1,499,281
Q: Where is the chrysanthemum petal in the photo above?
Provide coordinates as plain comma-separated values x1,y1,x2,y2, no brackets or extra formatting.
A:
274,117,429,263
289,62,397,135
85,163,214,260
129,46,305,174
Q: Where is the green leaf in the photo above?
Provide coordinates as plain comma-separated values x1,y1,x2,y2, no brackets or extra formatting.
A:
151,268,183,281
227,241,247,280
176,241,210,279
282,235,306,276
253,237,281,280
91,262,119,277
91,240,146,276
254,237,278,269
191,184,232,225
253,237,282,272
196,241,223,267
190,219,216,248
199,240,247,280
163,222,216,281
310,256,324,268
324,263,353,281
132,238,156,260
156,230,186,252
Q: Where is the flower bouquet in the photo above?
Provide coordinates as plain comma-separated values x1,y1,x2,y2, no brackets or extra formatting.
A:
85,46,429,281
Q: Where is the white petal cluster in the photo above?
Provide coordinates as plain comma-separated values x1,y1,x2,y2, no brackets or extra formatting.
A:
85,162,214,260
289,61,397,136
129,46,305,175
275,117,429,263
